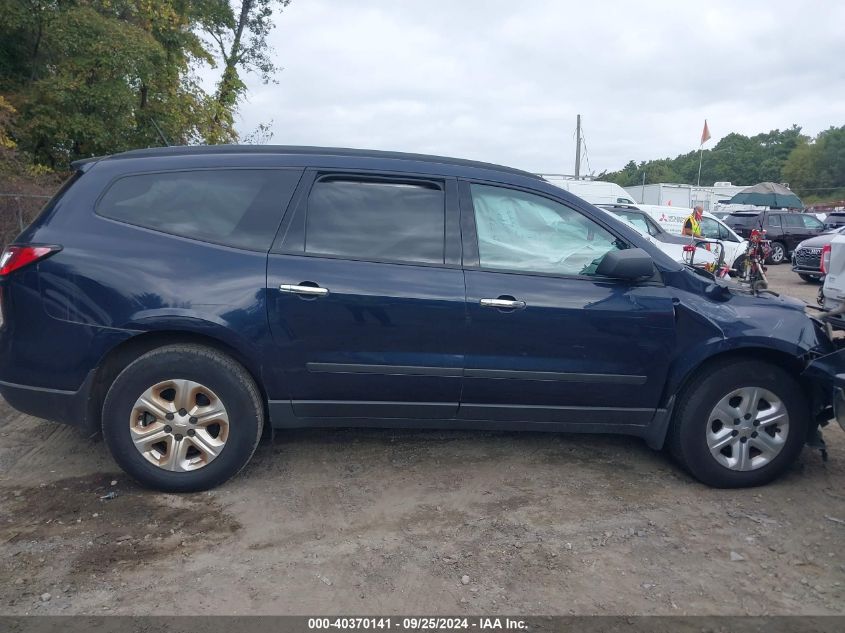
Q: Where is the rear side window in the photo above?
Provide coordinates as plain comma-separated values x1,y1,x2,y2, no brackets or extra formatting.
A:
97,169,301,251
305,179,445,264
767,215,781,227
781,214,803,228
728,214,757,226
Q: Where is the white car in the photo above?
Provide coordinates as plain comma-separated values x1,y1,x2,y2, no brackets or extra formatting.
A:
636,205,748,269
821,235,845,329
598,208,716,268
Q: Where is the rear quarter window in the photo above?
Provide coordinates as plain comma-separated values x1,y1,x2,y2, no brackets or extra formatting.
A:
96,169,302,251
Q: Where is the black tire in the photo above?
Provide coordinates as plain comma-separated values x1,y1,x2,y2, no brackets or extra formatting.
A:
798,273,820,283
102,344,264,492
730,254,747,278
767,241,787,264
668,359,807,488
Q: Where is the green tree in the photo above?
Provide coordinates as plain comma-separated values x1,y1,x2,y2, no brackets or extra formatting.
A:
598,160,640,186
200,0,292,143
782,140,819,192
599,126,815,188
783,126,845,197
1,1,217,166
0,1,292,168
0,96,15,149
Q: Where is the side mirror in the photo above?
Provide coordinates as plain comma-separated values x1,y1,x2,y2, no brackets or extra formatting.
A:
595,248,654,280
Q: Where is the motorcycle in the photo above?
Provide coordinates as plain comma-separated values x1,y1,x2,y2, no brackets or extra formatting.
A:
734,227,772,293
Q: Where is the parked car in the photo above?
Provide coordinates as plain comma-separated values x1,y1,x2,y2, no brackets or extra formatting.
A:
823,211,845,230
597,205,690,244
820,235,845,331
630,205,748,270
1,146,844,492
596,205,717,268
724,211,825,264
632,204,691,234
690,213,748,271
792,227,845,282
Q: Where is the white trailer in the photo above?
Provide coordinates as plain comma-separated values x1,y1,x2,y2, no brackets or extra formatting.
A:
625,183,692,208
625,182,749,212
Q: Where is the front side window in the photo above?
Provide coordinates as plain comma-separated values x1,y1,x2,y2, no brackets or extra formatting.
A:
470,184,623,276
97,169,300,251
642,216,663,237
614,211,651,235
801,215,824,230
305,179,445,264
699,217,722,239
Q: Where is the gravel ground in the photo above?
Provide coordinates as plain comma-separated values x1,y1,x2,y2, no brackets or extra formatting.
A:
0,264,843,616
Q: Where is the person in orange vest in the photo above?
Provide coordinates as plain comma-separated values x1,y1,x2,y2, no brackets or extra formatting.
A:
682,205,704,237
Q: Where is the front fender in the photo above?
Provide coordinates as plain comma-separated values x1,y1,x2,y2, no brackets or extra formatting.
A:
662,336,812,406
803,347,845,392
661,291,826,402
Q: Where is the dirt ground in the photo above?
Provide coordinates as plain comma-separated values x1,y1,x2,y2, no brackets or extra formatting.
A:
0,265,843,616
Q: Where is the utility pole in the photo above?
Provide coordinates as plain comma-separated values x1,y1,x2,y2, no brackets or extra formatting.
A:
574,114,581,179
697,147,704,187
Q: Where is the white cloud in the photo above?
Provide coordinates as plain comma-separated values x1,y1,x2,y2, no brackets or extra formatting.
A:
216,0,845,175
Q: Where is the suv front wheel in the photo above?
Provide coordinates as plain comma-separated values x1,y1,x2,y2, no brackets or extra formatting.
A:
102,344,264,492
768,241,787,264
669,359,807,487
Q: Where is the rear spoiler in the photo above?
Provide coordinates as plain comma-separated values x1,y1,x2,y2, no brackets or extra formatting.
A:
69,156,106,172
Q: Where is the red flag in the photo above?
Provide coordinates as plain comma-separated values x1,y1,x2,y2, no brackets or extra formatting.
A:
701,120,711,145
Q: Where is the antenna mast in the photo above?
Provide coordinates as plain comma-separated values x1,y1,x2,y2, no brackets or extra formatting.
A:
574,114,581,179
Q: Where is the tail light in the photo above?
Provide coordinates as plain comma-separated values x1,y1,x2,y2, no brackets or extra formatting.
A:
821,244,831,274
0,245,61,277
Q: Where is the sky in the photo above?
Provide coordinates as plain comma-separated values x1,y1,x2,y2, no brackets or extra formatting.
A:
202,0,845,176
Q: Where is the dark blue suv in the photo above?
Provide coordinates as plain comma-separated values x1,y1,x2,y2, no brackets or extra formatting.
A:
1,146,844,491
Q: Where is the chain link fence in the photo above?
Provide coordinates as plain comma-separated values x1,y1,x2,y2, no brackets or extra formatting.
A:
0,192,52,250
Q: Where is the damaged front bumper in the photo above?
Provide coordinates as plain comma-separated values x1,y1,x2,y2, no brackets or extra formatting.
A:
834,379,845,433
803,347,845,434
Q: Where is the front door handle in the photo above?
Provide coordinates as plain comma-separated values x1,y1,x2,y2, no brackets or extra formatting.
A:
480,297,526,309
280,283,329,297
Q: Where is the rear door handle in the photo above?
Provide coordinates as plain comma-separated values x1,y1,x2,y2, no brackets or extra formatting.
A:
280,283,329,296
480,297,526,309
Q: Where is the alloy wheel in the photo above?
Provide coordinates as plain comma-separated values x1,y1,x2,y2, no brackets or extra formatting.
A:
771,244,785,263
706,387,789,471
129,379,230,472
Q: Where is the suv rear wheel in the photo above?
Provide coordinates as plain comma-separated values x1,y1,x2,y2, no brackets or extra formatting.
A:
102,344,264,492
668,359,807,487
